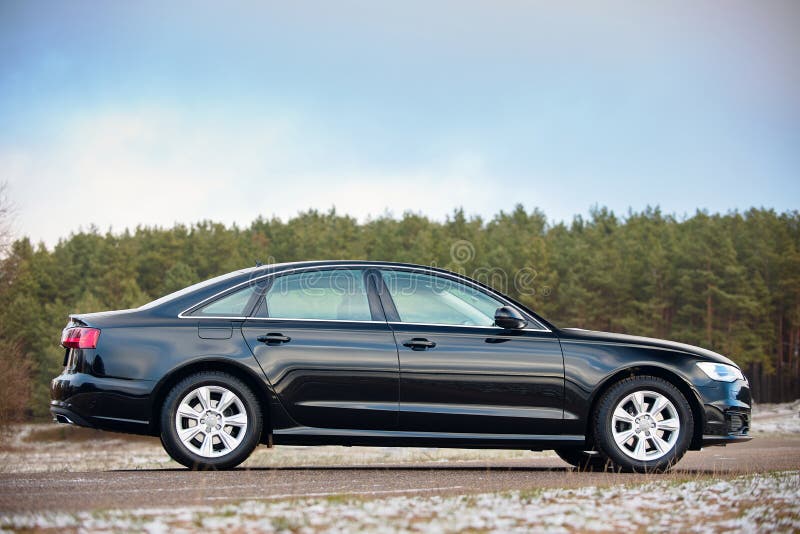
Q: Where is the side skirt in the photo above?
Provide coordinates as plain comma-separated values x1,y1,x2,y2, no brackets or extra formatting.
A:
273,427,586,450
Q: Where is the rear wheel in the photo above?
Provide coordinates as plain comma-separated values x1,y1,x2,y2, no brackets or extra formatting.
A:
593,376,693,473
554,448,610,471
160,371,262,470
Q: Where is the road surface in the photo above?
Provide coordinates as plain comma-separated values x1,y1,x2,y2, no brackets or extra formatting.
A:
1,436,798,514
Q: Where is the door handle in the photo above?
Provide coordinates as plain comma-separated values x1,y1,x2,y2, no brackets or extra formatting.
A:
257,333,291,344
402,338,436,350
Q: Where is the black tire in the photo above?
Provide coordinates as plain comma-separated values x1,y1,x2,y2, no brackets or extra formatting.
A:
593,375,693,473
160,371,262,470
554,448,611,472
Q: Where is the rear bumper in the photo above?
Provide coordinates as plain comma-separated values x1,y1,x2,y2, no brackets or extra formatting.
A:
50,371,156,435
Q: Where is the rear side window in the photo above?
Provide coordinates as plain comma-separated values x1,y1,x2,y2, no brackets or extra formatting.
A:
189,285,259,317
259,269,372,321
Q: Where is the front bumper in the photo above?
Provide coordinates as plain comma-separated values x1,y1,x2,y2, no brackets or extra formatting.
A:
50,371,155,435
696,377,752,447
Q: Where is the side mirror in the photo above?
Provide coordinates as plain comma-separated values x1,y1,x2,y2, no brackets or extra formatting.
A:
494,306,527,330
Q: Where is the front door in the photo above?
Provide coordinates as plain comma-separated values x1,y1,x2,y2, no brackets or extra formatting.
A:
242,268,399,430
378,269,564,435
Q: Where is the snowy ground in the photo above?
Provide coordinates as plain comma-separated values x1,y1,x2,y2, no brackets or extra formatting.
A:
752,400,800,434
2,470,798,533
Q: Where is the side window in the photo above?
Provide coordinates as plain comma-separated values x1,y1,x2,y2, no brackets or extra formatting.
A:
260,269,373,321
189,285,259,317
381,270,502,327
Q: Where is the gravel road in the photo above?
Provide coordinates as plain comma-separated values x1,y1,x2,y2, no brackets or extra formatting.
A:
2,436,798,514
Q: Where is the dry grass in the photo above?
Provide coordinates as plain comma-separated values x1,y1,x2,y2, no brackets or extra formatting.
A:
0,340,30,441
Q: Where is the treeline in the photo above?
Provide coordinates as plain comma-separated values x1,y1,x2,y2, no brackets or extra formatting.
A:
1,205,798,417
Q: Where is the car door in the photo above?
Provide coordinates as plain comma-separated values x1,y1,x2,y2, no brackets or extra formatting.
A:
242,268,400,430
378,268,564,435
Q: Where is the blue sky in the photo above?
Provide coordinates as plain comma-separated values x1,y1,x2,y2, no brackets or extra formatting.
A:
1,1,798,246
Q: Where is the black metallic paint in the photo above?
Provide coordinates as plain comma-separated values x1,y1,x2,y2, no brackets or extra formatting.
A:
50,260,752,450
242,319,400,430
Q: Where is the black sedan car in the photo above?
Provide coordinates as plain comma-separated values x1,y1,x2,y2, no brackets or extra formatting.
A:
51,261,751,472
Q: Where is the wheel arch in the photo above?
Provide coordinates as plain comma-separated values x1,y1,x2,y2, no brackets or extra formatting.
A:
585,365,704,450
149,358,273,444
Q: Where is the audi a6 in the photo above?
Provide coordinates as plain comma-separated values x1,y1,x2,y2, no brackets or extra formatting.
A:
51,261,751,472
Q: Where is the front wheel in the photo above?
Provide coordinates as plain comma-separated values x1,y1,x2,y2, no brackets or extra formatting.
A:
160,371,262,470
593,376,693,473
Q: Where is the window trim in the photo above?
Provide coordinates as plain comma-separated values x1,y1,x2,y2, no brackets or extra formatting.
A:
176,263,551,333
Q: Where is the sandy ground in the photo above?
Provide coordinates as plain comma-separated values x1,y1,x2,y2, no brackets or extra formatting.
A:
0,401,798,532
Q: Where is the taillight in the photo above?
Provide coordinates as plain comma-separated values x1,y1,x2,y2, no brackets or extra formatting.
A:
61,327,100,349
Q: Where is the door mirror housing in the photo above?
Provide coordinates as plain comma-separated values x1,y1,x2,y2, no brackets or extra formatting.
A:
494,306,527,330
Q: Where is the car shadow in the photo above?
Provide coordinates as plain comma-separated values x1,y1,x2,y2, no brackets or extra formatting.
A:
115,465,739,475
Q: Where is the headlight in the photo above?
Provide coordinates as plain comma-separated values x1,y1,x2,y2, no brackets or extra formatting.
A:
696,362,745,382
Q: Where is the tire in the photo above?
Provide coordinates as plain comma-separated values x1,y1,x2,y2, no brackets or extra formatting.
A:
593,375,693,473
160,371,262,470
554,448,611,472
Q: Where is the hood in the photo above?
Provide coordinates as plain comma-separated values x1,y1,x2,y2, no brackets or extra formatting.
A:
558,328,738,367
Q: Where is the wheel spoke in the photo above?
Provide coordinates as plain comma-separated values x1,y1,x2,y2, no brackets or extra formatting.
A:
217,429,237,451
200,433,214,456
658,418,679,432
196,387,212,411
631,392,646,415
225,413,247,427
178,425,203,443
217,390,236,412
649,395,669,417
177,404,200,421
613,428,636,447
633,435,647,459
651,434,669,453
613,406,634,424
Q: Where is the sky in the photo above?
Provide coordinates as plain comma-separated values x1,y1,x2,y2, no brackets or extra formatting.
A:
1,1,798,247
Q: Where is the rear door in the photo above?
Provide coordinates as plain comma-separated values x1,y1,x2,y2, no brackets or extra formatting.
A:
242,268,400,430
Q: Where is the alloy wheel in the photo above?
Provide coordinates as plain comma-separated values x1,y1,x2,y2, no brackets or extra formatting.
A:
174,385,249,458
610,390,680,461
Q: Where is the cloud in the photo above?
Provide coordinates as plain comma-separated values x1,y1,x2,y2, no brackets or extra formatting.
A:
2,108,497,246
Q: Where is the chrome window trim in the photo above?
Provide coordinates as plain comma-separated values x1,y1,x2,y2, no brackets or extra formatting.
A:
185,315,387,324
387,321,550,333
177,262,551,332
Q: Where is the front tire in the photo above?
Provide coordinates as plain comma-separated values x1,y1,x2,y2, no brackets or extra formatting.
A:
160,371,262,470
593,376,693,473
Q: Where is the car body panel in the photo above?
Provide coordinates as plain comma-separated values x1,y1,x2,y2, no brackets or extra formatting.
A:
390,323,565,434
242,319,400,430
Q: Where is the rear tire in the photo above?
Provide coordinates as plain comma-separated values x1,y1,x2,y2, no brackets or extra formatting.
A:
593,375,693,473
554,448,611,471
160,371,262,470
